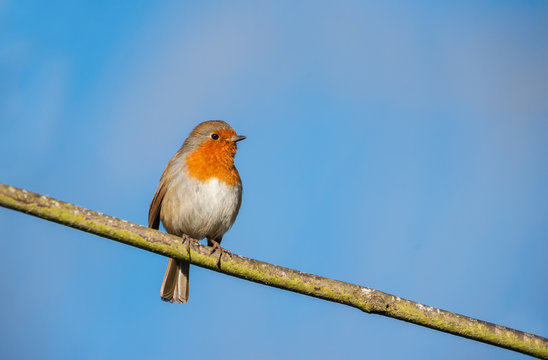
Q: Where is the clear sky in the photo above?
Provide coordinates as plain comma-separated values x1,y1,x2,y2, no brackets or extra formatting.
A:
1,1,547,359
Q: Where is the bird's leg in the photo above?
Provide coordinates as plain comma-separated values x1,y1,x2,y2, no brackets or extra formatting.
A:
207,238,231,268
182,234,199,261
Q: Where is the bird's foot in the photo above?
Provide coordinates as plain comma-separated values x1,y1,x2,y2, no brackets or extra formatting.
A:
182,234,199,259
208,239,231,268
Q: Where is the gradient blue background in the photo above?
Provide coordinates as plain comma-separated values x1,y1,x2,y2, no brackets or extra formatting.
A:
1,1,547,359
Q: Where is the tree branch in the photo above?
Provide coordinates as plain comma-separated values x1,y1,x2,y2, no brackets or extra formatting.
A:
0,183,546,359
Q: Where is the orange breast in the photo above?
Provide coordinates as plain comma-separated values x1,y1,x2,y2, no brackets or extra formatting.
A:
184,130,241,187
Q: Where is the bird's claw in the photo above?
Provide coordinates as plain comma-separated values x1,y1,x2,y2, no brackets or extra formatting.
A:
208,240,231,268
182,234,198,260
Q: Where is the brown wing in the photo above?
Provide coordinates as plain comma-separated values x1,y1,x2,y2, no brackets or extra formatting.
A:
149,145,188,230
148,180,166,229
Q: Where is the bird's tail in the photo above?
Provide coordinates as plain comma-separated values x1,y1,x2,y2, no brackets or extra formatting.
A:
160,258,190,303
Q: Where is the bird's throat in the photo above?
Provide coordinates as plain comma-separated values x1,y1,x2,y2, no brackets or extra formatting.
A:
184,142,240,186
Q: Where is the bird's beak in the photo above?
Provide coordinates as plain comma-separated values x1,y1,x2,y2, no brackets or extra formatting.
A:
230,135,246,142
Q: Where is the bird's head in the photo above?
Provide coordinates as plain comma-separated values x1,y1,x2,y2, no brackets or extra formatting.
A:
183,120,245,185
185,120,245,158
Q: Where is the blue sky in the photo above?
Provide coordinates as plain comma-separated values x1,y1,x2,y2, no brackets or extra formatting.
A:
1,1,547,359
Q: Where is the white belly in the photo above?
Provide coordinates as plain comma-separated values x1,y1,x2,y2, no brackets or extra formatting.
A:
160,176,242,240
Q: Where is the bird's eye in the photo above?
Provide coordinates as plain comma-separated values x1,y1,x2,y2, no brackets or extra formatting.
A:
211,133,219,140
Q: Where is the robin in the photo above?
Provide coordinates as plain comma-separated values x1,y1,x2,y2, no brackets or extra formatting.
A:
148,120,245,303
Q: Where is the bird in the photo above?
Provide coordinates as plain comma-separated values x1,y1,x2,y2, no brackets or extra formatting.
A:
148,120,245,303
